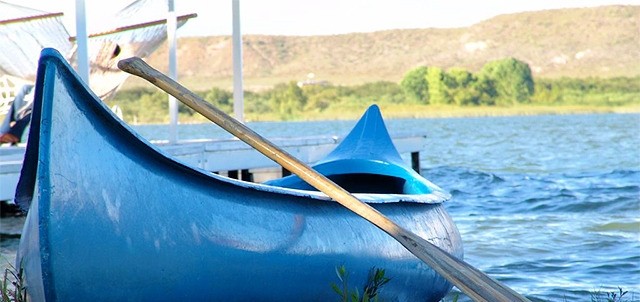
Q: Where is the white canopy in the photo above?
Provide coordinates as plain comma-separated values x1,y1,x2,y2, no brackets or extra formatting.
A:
0,0,196,113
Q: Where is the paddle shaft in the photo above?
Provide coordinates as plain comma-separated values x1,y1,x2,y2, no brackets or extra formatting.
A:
118,57,530,302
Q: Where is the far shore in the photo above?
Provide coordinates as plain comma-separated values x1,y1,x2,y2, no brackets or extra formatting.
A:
155,104,640,124
2,104,638,126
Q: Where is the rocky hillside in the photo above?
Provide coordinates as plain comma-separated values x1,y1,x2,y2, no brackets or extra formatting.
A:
138,5,639,91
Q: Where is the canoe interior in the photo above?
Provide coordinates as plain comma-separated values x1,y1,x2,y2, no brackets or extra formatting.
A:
326,173,406,193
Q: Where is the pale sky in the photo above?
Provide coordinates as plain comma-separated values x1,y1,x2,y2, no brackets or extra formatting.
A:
9,0,640,36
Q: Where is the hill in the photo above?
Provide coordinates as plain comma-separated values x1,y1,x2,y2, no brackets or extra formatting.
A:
133,5,639,91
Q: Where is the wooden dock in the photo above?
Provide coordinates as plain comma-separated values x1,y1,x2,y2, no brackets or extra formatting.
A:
0,132,427,202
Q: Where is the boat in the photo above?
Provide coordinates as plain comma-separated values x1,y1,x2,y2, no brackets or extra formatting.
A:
15,48,463,301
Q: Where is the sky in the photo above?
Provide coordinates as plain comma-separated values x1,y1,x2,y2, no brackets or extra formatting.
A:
9,0,640,37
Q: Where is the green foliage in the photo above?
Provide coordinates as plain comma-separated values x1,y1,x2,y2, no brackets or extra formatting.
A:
400,66,429,103
302,85,341,112
362,267,391,301
268,81,307,120
590,287,630,302
531,76,640,106
133,90,170,123
440,292,460,302
1,261,25,302
244,90,272,115
111,88,186,123
447,68,475,88
480,57,534,105
447,68,486,106
203,87,233,114
348,81,405,104
331,265,391,302
110,57,637,123
471,74,498,105
400,64,505,106
426,67,453,105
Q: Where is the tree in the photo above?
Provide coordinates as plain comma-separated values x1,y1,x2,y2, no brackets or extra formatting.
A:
268,81,307,119
303,85,340,112
426,67,452,105
447,68,478,105
472,74,497,105
203,87,234,114
244,91,271,114
351,81,405,104
480,58,534,105
445,68,499,106
136,90,169,123
400,66,429,103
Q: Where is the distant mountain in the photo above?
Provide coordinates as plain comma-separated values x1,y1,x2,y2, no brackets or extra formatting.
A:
139,5,639,91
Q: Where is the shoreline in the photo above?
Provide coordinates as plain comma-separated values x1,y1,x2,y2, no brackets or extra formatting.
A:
175,104,640,124
376,104,640,119
5,104,637,126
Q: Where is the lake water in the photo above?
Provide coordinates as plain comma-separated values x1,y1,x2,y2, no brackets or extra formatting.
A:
2,112,639,301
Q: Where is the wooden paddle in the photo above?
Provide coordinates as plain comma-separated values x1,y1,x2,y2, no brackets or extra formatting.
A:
118,57,531,302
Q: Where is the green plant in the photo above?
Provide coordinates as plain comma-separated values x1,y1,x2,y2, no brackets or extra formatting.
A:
331,265,391,302
590,287,630,302
1,262,26,302
440,292,460,302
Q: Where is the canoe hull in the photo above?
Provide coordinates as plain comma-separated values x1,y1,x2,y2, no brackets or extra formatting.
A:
20,188,460,301
16,49,463,301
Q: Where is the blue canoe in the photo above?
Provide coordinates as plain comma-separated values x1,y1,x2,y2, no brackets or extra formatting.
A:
15,48,463,301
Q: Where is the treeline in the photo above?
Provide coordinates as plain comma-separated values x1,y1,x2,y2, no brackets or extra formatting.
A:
531,77,640,106
111,57,639,123
401,58,534,106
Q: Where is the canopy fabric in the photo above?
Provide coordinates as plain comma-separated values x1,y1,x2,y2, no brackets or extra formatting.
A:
0,1,70,81
70,12,196,99
0,0,196,112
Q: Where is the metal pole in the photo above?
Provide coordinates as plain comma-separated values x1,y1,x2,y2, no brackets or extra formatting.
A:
232,0,244,122
74,0,90,83
167,0,178,143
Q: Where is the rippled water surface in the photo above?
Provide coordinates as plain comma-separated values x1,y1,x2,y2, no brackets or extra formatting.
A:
415,114,640,301
2,113,638,301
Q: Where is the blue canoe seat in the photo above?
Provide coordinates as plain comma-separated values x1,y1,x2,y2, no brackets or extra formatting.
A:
266,105,441,196
268,158,433,194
